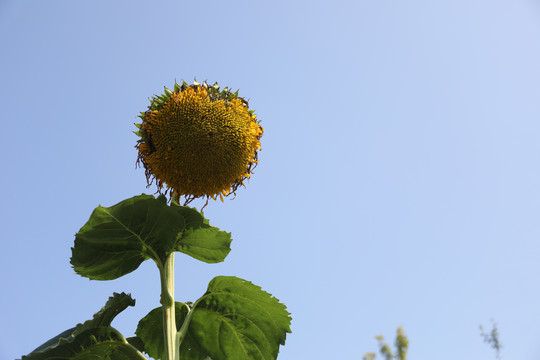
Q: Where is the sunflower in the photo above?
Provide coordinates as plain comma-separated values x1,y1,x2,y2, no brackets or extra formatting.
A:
135,80,263,205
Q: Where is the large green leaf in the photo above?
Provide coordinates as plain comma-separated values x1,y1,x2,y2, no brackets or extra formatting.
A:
22,293,141,360
135,302,208,360
71,195,232,280
22,327,146,360
189,276,291,360
26,293,135,355
172,205,232,264
71,194,185,280
135,277,291,360
78,292,136,331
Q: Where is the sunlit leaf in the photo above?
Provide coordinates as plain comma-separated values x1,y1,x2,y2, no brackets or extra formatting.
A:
172,205,232,264
188,276,291,360
71,194,185,280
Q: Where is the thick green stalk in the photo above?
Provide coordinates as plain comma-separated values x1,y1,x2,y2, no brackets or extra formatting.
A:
160,253,178,360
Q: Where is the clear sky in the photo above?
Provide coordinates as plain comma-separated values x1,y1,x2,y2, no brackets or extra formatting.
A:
1,1,540,359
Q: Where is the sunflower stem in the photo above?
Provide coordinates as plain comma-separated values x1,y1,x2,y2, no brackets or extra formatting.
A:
160,253,179,360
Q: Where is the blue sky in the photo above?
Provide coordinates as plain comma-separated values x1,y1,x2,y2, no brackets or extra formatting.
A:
1,1,540,359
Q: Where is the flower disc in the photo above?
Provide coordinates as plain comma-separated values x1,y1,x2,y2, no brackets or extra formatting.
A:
136,81,263,204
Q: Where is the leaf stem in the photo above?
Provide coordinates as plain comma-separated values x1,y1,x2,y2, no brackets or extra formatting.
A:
123,341,151,360
177,300,199,348
160,253,178,360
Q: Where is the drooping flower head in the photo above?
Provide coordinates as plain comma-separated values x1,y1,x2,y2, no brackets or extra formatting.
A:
135,80,263,205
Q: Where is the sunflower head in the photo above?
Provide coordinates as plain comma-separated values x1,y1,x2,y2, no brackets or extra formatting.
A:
135,80,263,205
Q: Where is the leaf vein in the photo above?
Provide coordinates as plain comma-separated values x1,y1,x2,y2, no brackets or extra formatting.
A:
102,208,161,263
198,291,281,332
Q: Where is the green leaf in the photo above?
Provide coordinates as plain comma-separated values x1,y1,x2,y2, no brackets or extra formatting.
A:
27,293,135,355
71,194,186,280
26,327,78,355
23,293,140,360
189,276,291,360
135,278,291,360
22,327,146,360
77,292,136,333
172,204,232,264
